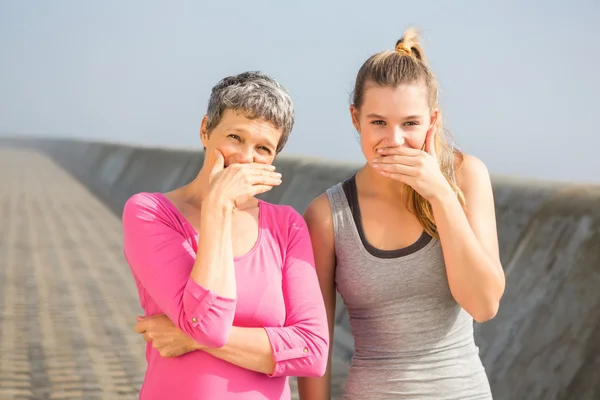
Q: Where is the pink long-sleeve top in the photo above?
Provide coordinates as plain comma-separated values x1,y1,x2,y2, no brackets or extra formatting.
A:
121,192,329,400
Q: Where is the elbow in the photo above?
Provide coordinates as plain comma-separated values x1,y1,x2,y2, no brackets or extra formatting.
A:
180,289,237,347
287,333,329,378
305,335,330,378
312,356,328,378
471,300,500,323
299,355,328,378
178,314,233,349
201,329,230,349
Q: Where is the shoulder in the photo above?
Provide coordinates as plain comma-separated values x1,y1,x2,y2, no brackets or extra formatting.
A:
303,191,335,247
260,200,307,233
304,192,333,230
122,192,172,224
455,153,493,196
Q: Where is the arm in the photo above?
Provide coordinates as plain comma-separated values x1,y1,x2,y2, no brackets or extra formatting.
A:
197,327,275,374
193,194,237,299
203,209,330,377
137,316,278,374
297,194,337,400
431,155,505,322
175,208,329,377
122,193,236,348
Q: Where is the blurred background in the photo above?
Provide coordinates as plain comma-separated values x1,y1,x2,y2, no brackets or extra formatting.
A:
1,1,600,399
3,0,600,182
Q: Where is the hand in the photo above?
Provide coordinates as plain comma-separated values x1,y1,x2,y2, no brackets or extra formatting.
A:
205,149,282,208
134,314,204,358
371,128,452,201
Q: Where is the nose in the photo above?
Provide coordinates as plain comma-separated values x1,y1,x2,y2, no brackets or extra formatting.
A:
388,126,406,147
232,147,255,164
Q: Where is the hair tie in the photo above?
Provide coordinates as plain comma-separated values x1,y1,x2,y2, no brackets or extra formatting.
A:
395,43,412,56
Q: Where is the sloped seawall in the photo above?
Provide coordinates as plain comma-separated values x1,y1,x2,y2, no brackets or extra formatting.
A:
3,138,599,399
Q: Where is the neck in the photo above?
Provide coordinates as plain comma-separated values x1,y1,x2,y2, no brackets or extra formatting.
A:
179,165,212,208
356,163,407,201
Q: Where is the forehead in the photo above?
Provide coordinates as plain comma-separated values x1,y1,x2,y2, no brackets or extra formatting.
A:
361,83,430,115
217,109,283,145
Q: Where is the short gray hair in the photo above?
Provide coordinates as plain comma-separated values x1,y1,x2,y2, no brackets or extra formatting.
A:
206,71,295,154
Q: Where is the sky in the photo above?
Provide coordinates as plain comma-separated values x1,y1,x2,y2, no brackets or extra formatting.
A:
1,0,599,183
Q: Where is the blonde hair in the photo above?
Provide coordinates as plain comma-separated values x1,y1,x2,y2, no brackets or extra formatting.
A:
351,28,466,239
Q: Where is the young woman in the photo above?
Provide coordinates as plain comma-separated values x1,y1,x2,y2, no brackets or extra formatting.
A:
298,29,505,399
122,71,329,400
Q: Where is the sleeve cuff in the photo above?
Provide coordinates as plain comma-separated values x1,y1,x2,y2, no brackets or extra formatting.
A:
264,327,310,377
183,277,237,327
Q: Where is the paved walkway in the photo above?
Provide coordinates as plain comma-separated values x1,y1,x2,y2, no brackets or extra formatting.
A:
0,149,347,400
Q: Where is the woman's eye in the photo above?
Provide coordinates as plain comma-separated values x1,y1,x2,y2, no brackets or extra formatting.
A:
371,120,386,125
228,134,241,140
258,146,272,155
404,121,419,126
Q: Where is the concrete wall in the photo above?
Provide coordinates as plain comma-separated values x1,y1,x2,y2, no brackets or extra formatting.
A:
4,137,600,399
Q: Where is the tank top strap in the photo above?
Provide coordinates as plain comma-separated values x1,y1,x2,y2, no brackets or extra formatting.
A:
325,177,359,252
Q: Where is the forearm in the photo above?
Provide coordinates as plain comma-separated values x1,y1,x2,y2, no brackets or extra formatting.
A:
297,359,332,400
196,326,275,374
190,196,236,299
297,302,335,399
430,190,504,321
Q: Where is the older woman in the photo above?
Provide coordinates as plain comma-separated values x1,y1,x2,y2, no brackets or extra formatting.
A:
122,71,329,400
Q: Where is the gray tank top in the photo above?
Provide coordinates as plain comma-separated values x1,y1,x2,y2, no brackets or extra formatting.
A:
326,177,493,399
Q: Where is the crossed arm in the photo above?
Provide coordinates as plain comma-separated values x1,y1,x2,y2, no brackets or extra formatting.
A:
123,194,329,377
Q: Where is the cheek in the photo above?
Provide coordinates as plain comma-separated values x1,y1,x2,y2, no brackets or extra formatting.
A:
359,125,383,144
207,139,237,160
406,136,424,149
359,131,380,160
254,154,275,164
404,128,428,149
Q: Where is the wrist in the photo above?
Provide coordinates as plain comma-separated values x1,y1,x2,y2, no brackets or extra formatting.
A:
193,340,207,351
203,194,235,215
429,185,457,208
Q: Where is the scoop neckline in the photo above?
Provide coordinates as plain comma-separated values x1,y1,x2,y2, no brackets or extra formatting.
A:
154,192,264,262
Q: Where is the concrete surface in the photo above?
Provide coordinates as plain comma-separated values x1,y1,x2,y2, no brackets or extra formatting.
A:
2,137,600,399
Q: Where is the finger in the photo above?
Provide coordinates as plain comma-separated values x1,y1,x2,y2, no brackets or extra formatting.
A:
142,332,152,342
373,155,419,166
425,126,437,156
136,316,143,322
376,146,422,157
246,162,276,171
249,184,276,197
245,168,282,177
373,163,417,177
230,162,276,172
248,173,282,186
209,149,225,176
134,322,146,334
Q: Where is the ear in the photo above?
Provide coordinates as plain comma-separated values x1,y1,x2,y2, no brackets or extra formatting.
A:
424,108,440,156
200,115,210,147
429,108,439,131
350,105,361,133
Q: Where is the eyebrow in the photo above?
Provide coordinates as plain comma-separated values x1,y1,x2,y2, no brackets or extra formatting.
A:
366,113,424,120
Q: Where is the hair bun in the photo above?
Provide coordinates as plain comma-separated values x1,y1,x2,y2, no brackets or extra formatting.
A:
395,28,425,62
395,43,413,56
